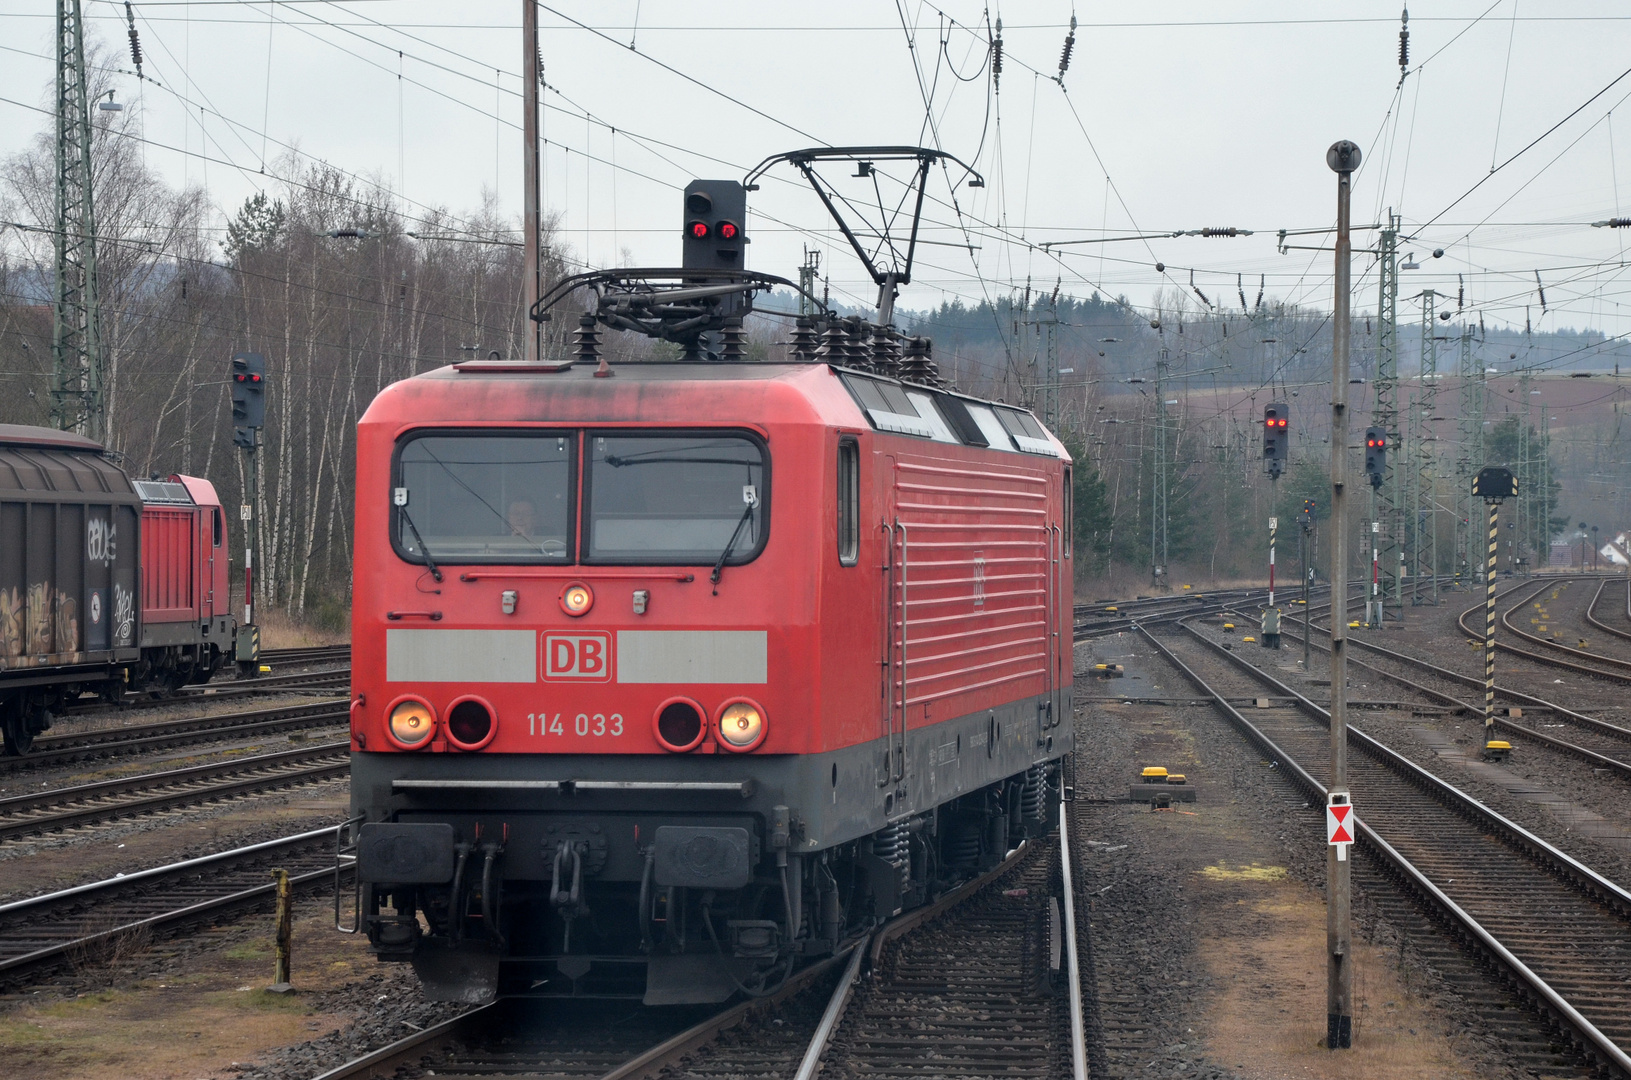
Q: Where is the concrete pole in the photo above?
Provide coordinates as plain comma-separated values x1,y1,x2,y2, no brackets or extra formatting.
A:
1483,500,1500,738
1325,139,1359,1051
522,0,541,364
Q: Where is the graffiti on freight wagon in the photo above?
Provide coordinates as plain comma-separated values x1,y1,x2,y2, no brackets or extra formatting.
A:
0,584,82,664
86,517,118,567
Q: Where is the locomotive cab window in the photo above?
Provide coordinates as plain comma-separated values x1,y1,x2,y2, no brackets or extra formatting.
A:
212,507,223,547
837,438,859,566
394,432,573,563
585,433,768,565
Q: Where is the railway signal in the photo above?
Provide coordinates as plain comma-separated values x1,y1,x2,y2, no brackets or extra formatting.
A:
230,351,265,678
682,179,747,272
1263,402,1289,478
1472,466,1517,760
1363,427,1387,487
231,351,266,448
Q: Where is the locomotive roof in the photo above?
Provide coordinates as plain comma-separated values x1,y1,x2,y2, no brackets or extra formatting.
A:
366,361,1069,460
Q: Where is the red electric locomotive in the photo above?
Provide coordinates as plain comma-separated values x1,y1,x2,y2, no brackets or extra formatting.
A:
345,165,1073,1005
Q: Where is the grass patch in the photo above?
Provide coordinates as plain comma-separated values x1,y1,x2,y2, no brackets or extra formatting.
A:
223,941,271,961
1200,862,1288,882
214,988,313,1013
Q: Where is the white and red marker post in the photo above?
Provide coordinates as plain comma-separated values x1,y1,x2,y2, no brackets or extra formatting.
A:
1326,790,1354,860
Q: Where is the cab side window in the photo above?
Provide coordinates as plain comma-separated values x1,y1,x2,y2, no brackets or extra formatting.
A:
212,507,223,547
837,438,859,566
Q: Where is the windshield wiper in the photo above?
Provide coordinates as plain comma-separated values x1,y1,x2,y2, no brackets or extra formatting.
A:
399,506,443,582
709,504,756,595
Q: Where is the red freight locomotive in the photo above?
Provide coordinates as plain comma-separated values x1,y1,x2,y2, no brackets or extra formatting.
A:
345,164,1072,1005
0,425,235,754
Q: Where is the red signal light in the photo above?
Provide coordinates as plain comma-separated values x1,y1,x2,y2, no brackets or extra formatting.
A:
687,220,710,240
250,373,262,383
717,220,740,241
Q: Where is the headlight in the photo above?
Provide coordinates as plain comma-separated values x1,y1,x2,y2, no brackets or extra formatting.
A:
716,699,766,751
446,697,496,750
388,698,436,748
560,581,594,616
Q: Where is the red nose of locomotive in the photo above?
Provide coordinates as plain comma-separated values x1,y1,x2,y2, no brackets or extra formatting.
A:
349,419,790,761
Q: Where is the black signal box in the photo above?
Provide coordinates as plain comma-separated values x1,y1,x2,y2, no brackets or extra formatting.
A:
1472,466,1518,501
682,180,747,271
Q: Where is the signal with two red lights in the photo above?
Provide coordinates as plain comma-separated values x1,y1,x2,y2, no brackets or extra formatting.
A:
1263,402,1289,478
1364,425,1388,488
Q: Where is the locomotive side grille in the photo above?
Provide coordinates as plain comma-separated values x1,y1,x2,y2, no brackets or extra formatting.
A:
890,455,1051,709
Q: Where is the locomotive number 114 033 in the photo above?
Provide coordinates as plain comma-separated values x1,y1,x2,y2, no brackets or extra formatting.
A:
527,712,625,738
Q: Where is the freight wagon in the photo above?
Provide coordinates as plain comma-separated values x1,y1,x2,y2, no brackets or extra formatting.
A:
0,425,236,754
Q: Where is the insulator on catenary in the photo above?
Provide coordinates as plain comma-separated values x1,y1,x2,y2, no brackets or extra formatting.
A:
1593,217,1631,228
1238,273,1248,314
991,19,1004,92
1458,273,1465,310
1398,7,1410,72
1189,270,1213,309
1202,227,1241,237
1057,15,1076,79
1534,270,1547,313
125,1,143,76
1255,274,1265,313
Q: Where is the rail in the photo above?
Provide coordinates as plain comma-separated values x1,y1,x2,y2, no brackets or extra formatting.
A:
1135,619,1631,1075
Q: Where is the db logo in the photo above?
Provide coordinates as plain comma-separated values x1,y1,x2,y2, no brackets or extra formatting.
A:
543,632,613,681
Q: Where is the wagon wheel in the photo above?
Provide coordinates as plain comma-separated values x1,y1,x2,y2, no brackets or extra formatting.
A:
1,705,32,756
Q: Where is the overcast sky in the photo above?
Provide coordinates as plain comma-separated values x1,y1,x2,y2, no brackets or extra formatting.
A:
3,1,1630,337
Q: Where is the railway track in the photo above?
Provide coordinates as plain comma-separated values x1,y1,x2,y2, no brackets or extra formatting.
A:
1270,604,1631,782
58,667,350,724
313,810,1089,1080
1074,584,1332,639
1137,615,1631,1076
259,644,351,666
0,741,349,841
1459,578,1631,685
0,699,350,775
0,826,342,990
1585,577,1631,645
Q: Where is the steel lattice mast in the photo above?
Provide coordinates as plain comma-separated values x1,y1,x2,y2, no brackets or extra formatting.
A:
1413,291,1440,604
1457,327,1485,583
51,0,105,440
1374,214,1400,618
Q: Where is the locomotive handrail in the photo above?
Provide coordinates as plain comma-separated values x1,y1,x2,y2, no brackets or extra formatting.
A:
895,518,909,784
457,570,696,583
879,521,896,790
385,610,442,621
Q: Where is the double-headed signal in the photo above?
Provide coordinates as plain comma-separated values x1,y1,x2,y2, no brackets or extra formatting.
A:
1263,402,1289,478
682,180,747,270
1364,426,1387,488
231,351,267,448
